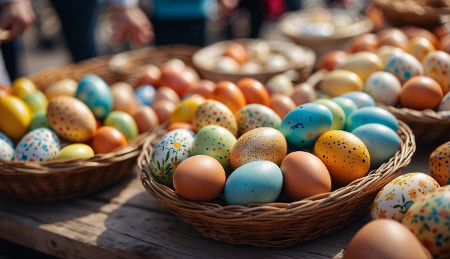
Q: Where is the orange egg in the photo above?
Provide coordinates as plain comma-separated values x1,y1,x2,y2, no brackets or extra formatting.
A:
213,81,246,114
132,106,159,133
402,26,440,49
159,66,199,97
400,76,443,110
0,85,10,98
184,79,216,99
152,100,176,123
135,65,161,88
173,155,226,201
315,50,348,71
378,28,409,50
236,78,270,106
269,94,296,119
153,86,180,104
224,42,248,65
92,126,127,154
167,122,195,132
349,33,380,53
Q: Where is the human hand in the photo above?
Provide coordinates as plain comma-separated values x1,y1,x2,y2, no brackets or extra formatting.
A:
0,0,35,41
109,5,153,45
218,0,238,18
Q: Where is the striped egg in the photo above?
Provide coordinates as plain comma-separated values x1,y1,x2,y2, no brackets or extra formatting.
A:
236,104,281,135
314,130,370,186
192,100,238,136
429,141,450,186
230,127,287,169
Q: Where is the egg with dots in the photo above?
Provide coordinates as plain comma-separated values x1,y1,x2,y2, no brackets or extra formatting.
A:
11,77,36,98
0,95,31,140
91,126,127,154
110,82,138,114
384,51,424,84
438,91,450,112
407,37,435,62
375,45,405,67
320,70,363,97
75,74,113,120
265,74,294,96
314,130,370,186
213,81,246,114
364,71,401,106
159,61,199,97
423,51,450,94
371,172,440,222
279,103,333,149
149,129,194,187
103,111,138,140
47,96,97,142
346,106,398,132
0,139,13,161
344,219,431,259
290,83,316,106
338,51,383,81
184,79,216,99
400,76,443,110
13,128,60,162
269,94,296,119
230,127,286,169
235,78,270,106
0,131,13,150
192,99,238,137
348,33,380,53
223,42,248,65
378,28,409,50
402,186,450,258
173,155,226,201
235,104,281,135
190,125,237,173
280,151,331,201
42,79,77,101
429,141,450,186
315,50,348,71
134,64,161,88
132,106,159,133
169,96,204,124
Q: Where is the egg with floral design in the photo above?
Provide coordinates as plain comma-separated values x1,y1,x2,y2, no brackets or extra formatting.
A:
402,185,450,258
192,100,238,136
423,51,450,94
0,139,13,160
13,128,60,162
371,172,440,221
236,104,281,135
149,129,194,187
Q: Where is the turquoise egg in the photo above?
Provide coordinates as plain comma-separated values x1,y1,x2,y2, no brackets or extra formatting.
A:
340,91,375,108
0,131,14,148
104,111,139,140
236,104,281,135
76,74,113,119
332,96,358,118
30,110,50,130
0,139,13,160
351,123,400,168
313,99,346,130
346,107,398,132
135,85,156,106
279,103,332,149
224,161,283,206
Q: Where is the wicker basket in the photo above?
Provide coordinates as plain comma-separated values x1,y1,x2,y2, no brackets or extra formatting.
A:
138,121,415,248
0,45,198,202
192,39,315,84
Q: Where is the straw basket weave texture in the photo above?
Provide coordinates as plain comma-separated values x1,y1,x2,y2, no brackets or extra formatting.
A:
138,121,415,248
192,39,315,84
0,45,198,202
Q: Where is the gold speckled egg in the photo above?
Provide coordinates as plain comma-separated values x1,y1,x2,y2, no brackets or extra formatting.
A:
192,100,238,136
230,127,287,169
314,130,370,186
429,141,450,186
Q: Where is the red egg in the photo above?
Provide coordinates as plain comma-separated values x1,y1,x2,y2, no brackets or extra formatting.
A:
92,126,127,154
349,33,380,53
213,81,246,114
135,65,161,88
269,94,296,119
236,78,270,106
315,50,348,71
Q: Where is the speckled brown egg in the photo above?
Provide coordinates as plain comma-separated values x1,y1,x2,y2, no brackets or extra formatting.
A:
314,130,370,186
429,141,450,186
192,99,238,136
230,127,287,169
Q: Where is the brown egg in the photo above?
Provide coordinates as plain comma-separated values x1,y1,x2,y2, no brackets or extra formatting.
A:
290,83,316,106
269,94,296,119
213,81,246,114
378,28,409,50
344,219,430,259
135,64,161,88
167,122,195,133
153,86,180,105
224,42,248,65
280,151,331,201
173,155,226,201
152,100,176,123
92,126,127,154
110,82,138,114
315,50,348,71
159,66,199,97
349,33,380,53
402,26,441,50
132,106,159,133
184,79,216,99
400,76,443,110
236,78,270,106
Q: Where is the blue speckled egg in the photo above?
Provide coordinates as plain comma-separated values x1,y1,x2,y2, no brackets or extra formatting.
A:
346,106,398,132
0,131,14,149
384,51,423,84
149,129,194,187
224,161,283,206
236,104,281,135
13,128,60,162
351,123,400,168
313,99,346,130
0,139,13,160
332,96,358,118
340,91,375,108
76,74,113,119
279,103,332,149
135,85,156,106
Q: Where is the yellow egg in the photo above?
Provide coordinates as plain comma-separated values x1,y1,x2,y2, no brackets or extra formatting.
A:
12,78,37,98
314,130,370,186
320,70,363,97
407,37,435,62
55,143,95,160
43,79,78,100
338,52,383,81
0,95,31,140
170,96,204,124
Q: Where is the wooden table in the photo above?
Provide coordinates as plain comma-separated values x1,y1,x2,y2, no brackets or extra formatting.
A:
0,145,432,259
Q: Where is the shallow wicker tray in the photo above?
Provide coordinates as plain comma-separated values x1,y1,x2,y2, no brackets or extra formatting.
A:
138,121,415,248
0,45,198,202
192,39,315,84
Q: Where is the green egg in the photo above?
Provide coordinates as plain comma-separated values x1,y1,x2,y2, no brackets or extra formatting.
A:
30,110,50,130
314,99,346,130
23,90,48,113
104,111,138,140
55,143,94,160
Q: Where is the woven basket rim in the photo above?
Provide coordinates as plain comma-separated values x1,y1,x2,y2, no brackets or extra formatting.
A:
138,120,414,216
378,103,450,123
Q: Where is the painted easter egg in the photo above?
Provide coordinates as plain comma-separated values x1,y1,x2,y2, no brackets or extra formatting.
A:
0,139,13,161
192,100,238,136
236,104,281,135
364,71,402,106
13,128,60,162
423,51,450,94
429,141,450,186
384,51,423,84
75,74,113,119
